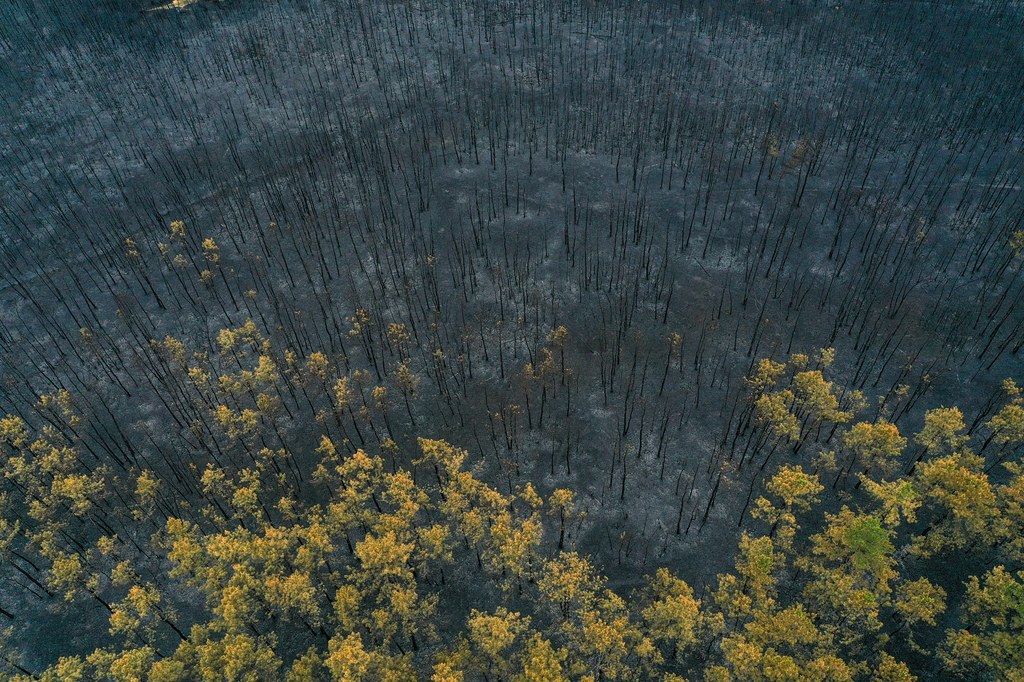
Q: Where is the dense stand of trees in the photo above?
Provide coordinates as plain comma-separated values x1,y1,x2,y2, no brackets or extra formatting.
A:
1,343,1023,679
2,0,1023,678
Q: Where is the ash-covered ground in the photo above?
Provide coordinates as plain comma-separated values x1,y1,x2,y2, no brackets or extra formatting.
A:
2,0,1023,670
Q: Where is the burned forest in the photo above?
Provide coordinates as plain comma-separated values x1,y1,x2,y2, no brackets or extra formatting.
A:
2,0,1024,679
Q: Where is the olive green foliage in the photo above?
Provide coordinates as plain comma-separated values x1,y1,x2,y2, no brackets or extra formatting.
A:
2,338,1022,681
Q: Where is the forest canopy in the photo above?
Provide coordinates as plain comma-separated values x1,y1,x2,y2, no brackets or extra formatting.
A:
1,339,1023,680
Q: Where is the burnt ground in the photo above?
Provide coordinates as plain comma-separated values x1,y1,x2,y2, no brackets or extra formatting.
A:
2,0,1024,671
